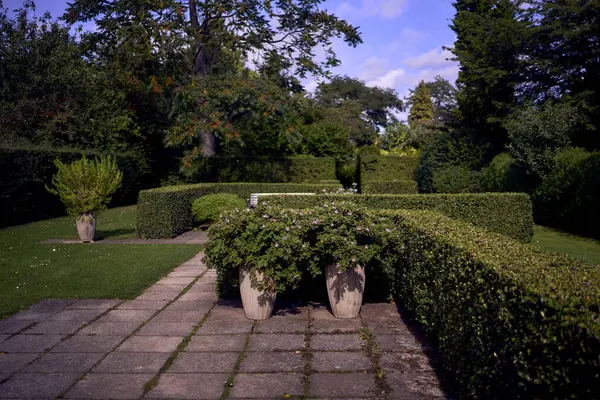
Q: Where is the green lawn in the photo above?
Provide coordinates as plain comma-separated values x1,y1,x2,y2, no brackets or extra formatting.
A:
532,225,600,265
0,206,201,318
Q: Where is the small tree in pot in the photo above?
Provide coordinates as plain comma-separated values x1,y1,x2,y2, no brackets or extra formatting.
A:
47,155,123,242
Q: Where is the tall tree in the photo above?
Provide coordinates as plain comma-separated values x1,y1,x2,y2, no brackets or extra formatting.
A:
448,0,527,152
408,81,434,128
425,76,458,125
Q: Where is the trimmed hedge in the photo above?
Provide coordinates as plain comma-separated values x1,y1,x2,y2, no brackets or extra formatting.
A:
391,210,600,398
261,193,534,242
190,156,337,183
0,146,150,228
137,182,342,238
358,152,419,183
361,180,418,194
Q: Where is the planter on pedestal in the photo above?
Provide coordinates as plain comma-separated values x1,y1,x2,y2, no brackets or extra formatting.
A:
326,263,365,319
76,213,96,243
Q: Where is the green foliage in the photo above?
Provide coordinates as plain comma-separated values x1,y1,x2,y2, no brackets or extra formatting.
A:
361,181,417,194
0,146,148,227
533,149,600,238
392,210,600,399
416,131,489,193
136,182,342,239
479,152,523,192
424,76,458,125
47,155,123,216
192,194,246,224
358,150,419,188
432,165,480,193
505,102,580,182
261,192,534,243
408,81,434,128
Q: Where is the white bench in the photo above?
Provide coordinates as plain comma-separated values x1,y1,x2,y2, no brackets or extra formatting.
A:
249,193,316,208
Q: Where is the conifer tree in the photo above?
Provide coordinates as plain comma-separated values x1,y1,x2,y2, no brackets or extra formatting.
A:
408,81,435,128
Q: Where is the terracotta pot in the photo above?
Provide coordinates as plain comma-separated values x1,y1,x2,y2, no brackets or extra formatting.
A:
76,213,96,242
239,267,276,320
326,263,365,319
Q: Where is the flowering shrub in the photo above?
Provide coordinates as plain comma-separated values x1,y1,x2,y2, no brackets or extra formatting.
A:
204,201,401,297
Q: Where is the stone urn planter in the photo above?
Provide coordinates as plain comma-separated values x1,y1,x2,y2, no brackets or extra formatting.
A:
239,267,276,320
76,213,96,243
326,264,365,319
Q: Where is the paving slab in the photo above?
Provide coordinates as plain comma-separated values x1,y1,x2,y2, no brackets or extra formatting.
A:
185,334,246,352
374,334,432,353
64,373,153,399
78,320,141,336
169,352,238,373
24,320,88,335
117,335,183,352
0,353,39,378
0,318,35,334
247,334,305,352
312,352,372,372
137,320,196,336
145,283,188,292
117,299,170,310
0,372,80,399
196,319,253,335
312,334,364,351
147,373,228,399
28,299,79,311
311,308,361,333
166,300,214,311
150,310,207,322
92,352,170,374
6,309,60,321
254,314,308,333
66,299,122,310
0,334,9,343
49,309,106,321
98,309,157,322
240,351,304,373
168,268,204,278
23,352,105,373
178,291,219,301
136,291,181,302
51,335,125,353
386,371,447,399
229,373,303,399
380,352,436,373
0,334,65,353
309,373,378,398
157,277,195,286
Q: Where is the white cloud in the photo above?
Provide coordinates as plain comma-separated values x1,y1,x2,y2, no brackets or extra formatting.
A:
366,68,406,88
304,80,319,93
403,47,453,69
335,0,407,20
385,28,425,52
359,57,389,81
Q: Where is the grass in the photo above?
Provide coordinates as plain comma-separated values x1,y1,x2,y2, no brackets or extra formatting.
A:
532,225,600,265
0,206,201,318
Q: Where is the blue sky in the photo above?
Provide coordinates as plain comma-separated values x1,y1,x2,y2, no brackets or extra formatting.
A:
5,0,458,102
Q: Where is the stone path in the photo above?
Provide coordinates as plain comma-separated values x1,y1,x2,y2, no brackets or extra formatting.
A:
0,253,450,399
41,230,208,245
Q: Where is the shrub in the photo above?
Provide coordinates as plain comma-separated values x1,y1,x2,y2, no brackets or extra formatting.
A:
0,146,149,228
361,181,418,194
533,149,600,238
432,165,480,193
358,151,419,183
136,182,342,239
260,193,534,242
391,210,600,399
192,194,246,224
478,152,527,192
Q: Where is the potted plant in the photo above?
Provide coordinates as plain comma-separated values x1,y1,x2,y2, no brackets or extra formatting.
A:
47,155,123,243
204,207,310,320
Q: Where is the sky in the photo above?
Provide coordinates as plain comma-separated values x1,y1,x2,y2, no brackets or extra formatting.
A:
5,0,459,108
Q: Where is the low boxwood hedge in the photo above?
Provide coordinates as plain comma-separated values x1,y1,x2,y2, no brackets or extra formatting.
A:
262,193,534,242
361,180,418,194
137,182,342,238
391,210,599,398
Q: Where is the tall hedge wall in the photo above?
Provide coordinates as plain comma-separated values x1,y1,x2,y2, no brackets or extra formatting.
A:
358,152,419,183
392,210,599,398
0,146,150,228
361,180,418,194
137,182,342,238
189,156,337,183
261,193,534,242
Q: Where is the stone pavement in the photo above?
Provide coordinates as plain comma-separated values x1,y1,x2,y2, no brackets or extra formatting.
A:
0,252,451,399
41,230,208,245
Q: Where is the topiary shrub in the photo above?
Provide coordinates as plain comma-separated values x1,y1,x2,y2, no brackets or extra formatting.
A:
432,165,480,193
192,194,247,224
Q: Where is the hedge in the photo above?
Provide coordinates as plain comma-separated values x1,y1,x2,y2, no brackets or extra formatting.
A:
189,156,337,183
361,180,418,194
262,193,534,242
0,146,150,228
358,152,419,183
136,182,342,238
391,210,600,398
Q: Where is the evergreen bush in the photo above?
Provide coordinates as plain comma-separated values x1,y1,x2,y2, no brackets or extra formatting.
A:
192,194,247,224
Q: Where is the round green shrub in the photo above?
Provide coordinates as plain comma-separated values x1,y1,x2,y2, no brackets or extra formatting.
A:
192,193,246,224
479,152,528,192
432,165,480,193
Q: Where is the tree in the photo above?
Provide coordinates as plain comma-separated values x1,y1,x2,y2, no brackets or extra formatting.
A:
408,81,434,128
425,76,458,125
314,76,404,146
448,0,527,152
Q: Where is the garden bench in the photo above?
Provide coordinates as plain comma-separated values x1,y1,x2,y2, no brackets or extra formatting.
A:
249,193,315,208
